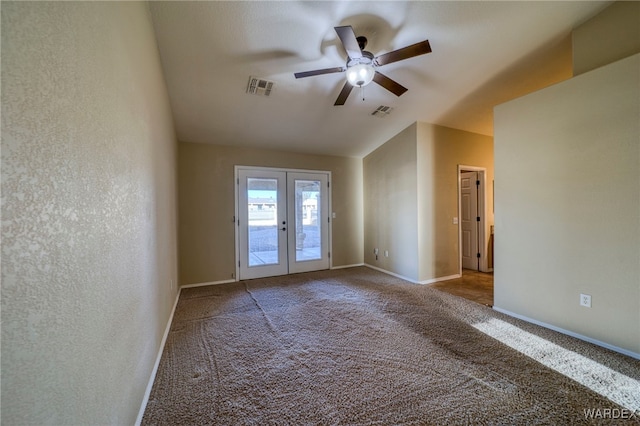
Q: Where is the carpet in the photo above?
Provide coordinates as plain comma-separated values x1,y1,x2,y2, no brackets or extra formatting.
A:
142,267,640,425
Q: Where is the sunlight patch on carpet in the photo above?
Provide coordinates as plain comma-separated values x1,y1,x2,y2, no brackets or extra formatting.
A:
473,318,640,412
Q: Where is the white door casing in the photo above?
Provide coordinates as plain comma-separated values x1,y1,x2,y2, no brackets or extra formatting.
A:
461,171,479,270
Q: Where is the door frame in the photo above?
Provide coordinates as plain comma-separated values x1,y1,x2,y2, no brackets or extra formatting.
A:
457,165,490,274
234,165,332,281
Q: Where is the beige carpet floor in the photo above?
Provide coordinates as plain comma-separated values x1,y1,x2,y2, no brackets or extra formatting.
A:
142,267,640,425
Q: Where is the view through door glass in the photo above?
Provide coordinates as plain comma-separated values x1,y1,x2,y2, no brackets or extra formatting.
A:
247,177,279,267
293,179,322,262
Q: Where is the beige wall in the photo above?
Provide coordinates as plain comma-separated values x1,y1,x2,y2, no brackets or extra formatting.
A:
1,2,178,424
417,123,494,281
572,1,640,76
178,142,363,285
363,124,419,280
363,122,493,283
494,53,640,354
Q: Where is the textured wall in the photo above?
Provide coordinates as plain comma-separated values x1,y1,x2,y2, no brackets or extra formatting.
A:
1,2,178,424
178,142,363,285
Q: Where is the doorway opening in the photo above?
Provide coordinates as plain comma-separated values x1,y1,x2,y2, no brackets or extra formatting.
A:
235,166,331,280
457,165,491,274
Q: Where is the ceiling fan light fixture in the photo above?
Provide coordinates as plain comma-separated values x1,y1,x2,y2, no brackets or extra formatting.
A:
346,63,375,87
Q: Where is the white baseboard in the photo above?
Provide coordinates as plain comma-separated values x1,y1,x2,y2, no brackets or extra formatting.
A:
184,269,367,287
493,307,640,361
364,264,420,284
365,264,461,285
331,263,365,270
181,279,236,289
420,274,461,285
135,289,181,426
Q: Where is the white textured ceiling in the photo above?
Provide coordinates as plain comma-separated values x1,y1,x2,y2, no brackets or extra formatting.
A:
149,1,610,158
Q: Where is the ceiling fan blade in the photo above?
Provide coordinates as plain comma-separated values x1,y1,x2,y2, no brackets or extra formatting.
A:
294,67,345,79
374,40,432,67
373,71,408,97
334,81,354,106
335,26,363,60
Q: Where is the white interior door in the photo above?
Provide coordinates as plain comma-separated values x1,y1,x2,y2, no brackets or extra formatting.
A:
461,171,479,270
237,168,330,280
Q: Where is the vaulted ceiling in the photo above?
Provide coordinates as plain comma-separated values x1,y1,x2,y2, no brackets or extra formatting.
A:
149,1,610,158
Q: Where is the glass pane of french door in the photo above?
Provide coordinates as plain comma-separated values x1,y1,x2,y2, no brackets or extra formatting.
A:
247,177,279,266
293,179,321,261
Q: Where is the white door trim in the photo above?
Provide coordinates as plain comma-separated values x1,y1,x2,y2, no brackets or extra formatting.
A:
234,166,332,281
457,165,489,274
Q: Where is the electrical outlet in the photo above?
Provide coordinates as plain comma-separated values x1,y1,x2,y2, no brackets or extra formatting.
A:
384,250,389,257
374,248,379,255
580,293,591,308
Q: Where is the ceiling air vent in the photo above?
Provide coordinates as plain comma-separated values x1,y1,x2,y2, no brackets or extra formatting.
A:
247,76,274,96
371,105,393,118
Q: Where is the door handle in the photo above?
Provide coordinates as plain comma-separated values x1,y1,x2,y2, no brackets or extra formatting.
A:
281,227,286,231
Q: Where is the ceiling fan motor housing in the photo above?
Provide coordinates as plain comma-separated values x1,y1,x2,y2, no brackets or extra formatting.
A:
347,50,374,67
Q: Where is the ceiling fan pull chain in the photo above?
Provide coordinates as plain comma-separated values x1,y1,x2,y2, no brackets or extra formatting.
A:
361,85,365,101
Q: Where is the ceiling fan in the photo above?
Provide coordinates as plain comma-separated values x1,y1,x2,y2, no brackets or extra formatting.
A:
294,25,432,105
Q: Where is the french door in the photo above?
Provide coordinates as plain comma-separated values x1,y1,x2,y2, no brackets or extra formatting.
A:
236,168,330,280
